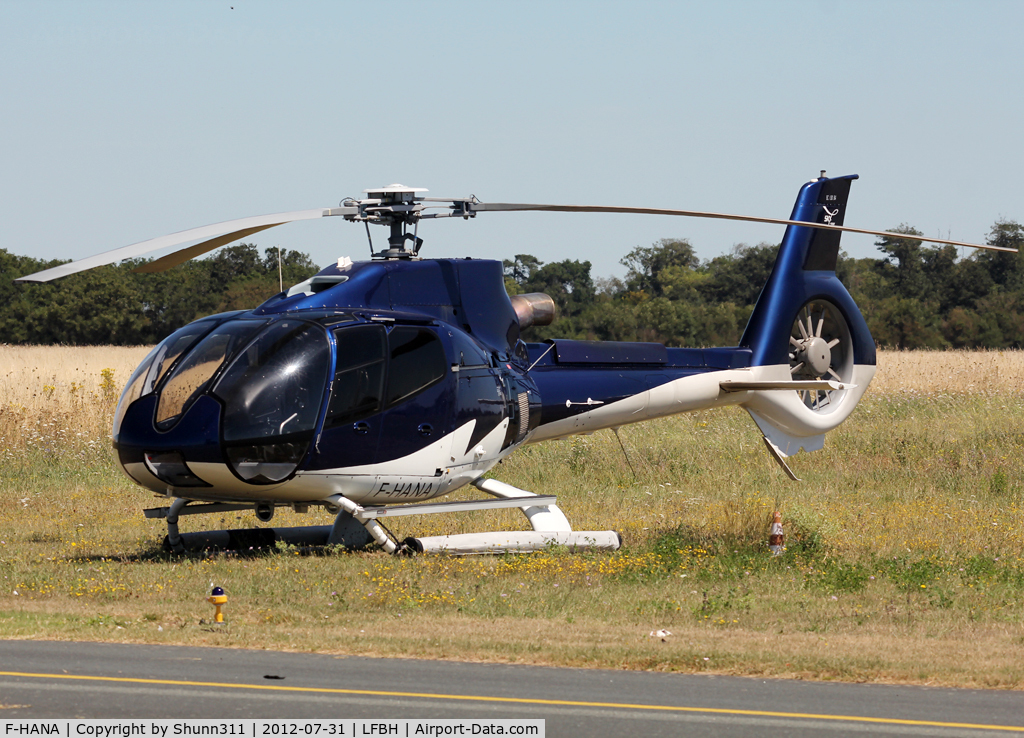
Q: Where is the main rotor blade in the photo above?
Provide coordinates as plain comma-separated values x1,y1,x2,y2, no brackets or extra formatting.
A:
132,224,280,274
14,208,348,283
471,203,1015,253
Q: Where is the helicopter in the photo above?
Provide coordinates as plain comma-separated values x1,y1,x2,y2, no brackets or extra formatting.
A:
15,173,1013,554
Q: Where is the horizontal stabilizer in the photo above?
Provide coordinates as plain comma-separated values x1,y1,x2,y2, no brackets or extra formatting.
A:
720,379,855,393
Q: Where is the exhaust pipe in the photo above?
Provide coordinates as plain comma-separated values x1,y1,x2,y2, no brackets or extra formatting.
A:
509,293,556,329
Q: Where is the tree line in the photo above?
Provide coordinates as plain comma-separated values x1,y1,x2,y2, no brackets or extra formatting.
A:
505,219,1024,350
0,245,319,345
1,219,1023,348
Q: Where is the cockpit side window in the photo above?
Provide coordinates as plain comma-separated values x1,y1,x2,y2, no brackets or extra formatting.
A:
113,344,161,438
113,319,219,437
147,320,218,393
155,319,266,430
325,324,387,428
385,327,447,408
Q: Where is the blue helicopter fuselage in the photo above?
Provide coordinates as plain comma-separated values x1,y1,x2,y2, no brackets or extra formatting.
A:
111,257,751,506
111,175,878,509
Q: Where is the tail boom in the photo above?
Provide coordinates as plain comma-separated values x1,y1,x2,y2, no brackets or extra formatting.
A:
524,174,876,458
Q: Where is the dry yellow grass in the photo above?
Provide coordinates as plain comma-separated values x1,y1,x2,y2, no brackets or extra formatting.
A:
871,348,1024,394
1,344,1013,419
0,346,150,447
2,345,1013,424
0,345,150,410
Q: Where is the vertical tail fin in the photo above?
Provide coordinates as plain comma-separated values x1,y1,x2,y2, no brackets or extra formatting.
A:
741,173,875,368
735,174,876,458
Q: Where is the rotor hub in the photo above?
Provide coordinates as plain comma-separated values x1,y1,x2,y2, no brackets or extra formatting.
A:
797,336,832,376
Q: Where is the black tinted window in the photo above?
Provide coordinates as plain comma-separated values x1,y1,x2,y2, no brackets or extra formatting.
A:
386,327,447,407
214,320,330,443
325,325,387,427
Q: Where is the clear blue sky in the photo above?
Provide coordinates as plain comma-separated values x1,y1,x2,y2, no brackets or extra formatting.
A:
2,0,1021,281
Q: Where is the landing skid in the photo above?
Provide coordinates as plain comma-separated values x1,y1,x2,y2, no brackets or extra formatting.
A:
145,479,621,555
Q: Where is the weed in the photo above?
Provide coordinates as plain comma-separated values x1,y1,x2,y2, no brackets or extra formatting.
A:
100,368,118,404
813,561,871,594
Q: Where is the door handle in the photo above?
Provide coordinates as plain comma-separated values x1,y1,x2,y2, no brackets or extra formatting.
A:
418,423,433,436
353,421,370,435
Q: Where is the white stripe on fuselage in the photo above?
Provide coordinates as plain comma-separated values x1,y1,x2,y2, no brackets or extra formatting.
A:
526,364,875,443
180,418,510,505
285,417,512,505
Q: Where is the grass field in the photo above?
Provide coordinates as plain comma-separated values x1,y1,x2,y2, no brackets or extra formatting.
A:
1,346,1023,688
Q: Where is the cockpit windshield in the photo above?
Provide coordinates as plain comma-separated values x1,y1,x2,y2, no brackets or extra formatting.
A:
213,319,331,484
119,312,450,487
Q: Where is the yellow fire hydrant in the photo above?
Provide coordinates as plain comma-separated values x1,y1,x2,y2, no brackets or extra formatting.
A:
208,586,227,624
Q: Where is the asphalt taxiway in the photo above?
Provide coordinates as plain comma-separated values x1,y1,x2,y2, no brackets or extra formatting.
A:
1,641,1022,737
